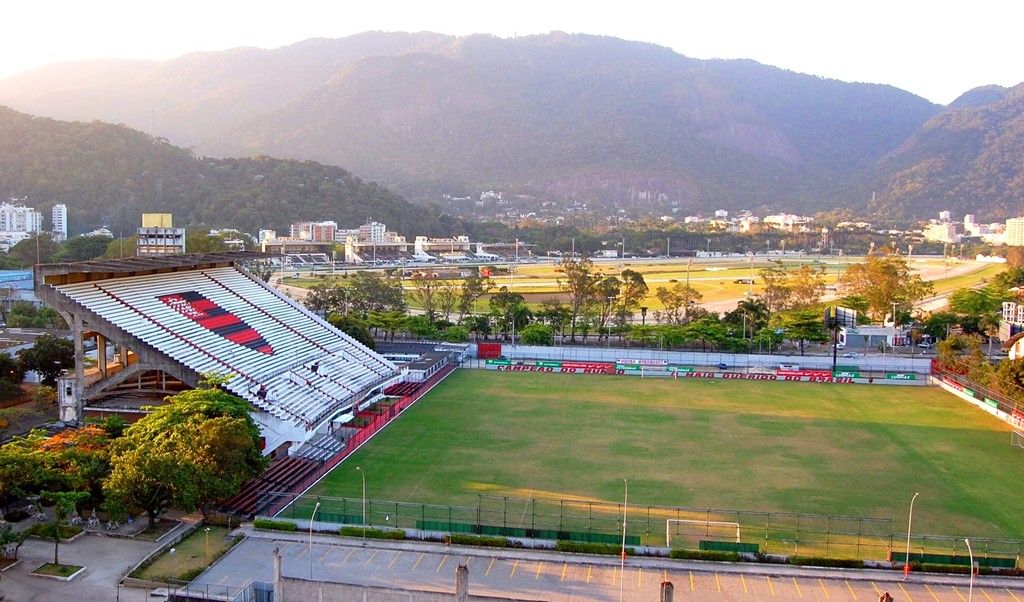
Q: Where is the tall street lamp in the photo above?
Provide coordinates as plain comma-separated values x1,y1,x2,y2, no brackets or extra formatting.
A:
965,538,975,602
356,466,367,541
904,492,919,580
309,501,320,579
620,478,628,602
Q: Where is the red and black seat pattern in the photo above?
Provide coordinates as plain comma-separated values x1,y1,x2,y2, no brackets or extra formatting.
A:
159,291,274,354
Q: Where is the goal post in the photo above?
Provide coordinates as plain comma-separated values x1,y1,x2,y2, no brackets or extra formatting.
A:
1012,429,1024,450
666,519,741,549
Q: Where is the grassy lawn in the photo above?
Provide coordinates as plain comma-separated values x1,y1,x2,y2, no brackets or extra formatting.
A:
305,370,1024,542
133,526,234,582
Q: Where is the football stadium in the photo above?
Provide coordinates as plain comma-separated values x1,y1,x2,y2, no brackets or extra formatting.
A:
34,252,1024,567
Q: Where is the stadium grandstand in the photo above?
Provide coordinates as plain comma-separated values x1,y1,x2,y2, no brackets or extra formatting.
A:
34,252,400,459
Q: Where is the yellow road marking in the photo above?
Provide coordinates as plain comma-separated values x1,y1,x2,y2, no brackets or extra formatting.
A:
663,569,668,583
365,550,378,565
485,558,495,577
690,571,695,591
742,574,748,594
510,559,519,578
872,583,882,597
412,552,424,571
342,549,356,563
793,577,803,598
587,565,593,584
638,566,642,588
535,562,544,580
898,582,914,601
319,548,331,561
296,547,308,560
561,563,568,582
612,566,618,586
925,583,941,601
846,580,858,600
819,578,830,599
766,576,775,596
388,551,401,569
436,555,447,573
1007,589,1023,602
953,586,968,601
982,588,995,602
716,573,722,592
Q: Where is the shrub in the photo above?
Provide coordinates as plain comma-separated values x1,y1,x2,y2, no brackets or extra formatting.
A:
447,534,510,548
669,549,739,562
338,526,405,540
790,556,864,569
556,541,634,556
253,519,297,532
26,523,83,539
3,509,29,523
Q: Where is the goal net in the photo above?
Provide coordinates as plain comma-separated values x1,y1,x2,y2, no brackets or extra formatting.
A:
1012,429,1024,450
666,519,741,549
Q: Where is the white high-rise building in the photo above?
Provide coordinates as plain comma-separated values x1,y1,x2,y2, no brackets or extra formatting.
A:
0,200,43,251
938,210,952,222
359,221,387,243
1005,218,1024,247
51,204,68,242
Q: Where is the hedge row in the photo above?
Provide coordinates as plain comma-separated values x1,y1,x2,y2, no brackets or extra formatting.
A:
557,541,634,556
253,519,297,532
790,556,864,569
26,523,83,539
339,526,405,540
669,549,740,562
447,534,512,548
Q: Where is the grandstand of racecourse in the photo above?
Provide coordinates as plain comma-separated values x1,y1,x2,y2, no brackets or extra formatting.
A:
34,251,400,460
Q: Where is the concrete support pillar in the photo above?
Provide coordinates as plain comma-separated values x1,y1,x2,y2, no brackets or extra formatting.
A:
273,547,282,602
96,333,107,375
660,580,674,602
455,563,469,602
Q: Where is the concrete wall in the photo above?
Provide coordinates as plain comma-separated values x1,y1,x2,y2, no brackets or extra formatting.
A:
280,577,543,602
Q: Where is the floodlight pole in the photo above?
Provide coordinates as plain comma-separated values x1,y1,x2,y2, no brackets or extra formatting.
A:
904,492,919,580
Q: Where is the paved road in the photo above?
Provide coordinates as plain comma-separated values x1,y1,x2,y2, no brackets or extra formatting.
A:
191,527,1024,602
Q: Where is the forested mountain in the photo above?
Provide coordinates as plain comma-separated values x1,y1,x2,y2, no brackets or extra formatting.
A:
869,84,1024,221
0,107,450,236
0,31,1020,221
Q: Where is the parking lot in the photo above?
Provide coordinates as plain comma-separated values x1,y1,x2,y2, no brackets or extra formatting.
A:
192,529,1024,602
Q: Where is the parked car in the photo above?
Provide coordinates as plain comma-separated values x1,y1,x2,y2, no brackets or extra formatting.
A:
917,342,933,349
843,352,861,358
835,342,846,350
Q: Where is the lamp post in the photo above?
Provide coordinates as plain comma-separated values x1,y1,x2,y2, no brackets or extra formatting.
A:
620,477,628,602
965,538,975,602
204,527,210,564
356,466,366,540
904,492,919,580
309,501,320,579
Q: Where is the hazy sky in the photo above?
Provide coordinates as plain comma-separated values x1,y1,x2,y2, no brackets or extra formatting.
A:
2,0,1021,105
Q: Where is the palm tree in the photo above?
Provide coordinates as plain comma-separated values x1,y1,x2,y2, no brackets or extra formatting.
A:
735,298,770,338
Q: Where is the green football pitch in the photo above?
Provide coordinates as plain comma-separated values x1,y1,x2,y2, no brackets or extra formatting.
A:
304,369,1024,540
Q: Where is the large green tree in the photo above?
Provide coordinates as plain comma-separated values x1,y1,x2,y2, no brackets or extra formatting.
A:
840,251,933,321
103,384,266,529
16,334,73,386
557,256,598,342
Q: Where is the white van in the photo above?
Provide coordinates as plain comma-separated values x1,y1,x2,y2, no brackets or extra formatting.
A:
779,363,800,371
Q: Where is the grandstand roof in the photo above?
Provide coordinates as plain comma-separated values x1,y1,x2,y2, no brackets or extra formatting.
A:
36,251,271,280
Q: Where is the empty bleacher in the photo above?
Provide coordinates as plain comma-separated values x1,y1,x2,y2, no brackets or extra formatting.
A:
219,455,320,516
383,381,421,397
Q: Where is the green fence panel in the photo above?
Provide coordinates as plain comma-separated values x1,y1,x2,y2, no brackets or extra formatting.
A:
891,552,1016,568
699,540,760,553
